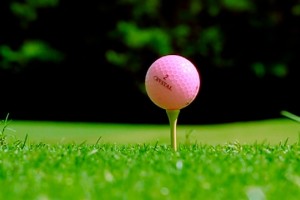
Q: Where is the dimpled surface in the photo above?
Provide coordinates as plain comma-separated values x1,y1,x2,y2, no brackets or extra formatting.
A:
145,55,200,110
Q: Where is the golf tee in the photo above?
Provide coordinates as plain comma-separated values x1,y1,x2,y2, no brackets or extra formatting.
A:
166,110,180,151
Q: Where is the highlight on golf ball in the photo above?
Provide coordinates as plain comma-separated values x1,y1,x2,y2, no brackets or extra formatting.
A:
145,55,200,110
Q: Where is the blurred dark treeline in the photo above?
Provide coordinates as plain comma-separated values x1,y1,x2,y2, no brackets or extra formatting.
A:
0,0,299,124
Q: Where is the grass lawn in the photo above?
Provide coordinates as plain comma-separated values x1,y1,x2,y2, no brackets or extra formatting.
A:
5,118,300,145
1,118,300,199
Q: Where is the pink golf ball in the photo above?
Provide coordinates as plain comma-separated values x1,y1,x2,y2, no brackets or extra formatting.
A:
145,55,200,110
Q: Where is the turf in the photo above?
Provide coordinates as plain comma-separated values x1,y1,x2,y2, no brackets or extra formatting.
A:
0,142,300,199
6,118,300,145
0,118,300,199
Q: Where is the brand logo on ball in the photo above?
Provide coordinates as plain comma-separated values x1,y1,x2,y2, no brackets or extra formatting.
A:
153,75,172,91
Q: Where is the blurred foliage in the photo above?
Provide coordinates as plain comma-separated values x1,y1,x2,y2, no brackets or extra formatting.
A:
0,0,62,71
0,0,299,122
1,0,299,79
222,0,254,11
0,40,63,70
292,4,300,15
105,0,299,82
11,0,59,26
251,62,288,78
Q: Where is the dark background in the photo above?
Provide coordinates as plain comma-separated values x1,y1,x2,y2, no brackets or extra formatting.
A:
1,0,299,124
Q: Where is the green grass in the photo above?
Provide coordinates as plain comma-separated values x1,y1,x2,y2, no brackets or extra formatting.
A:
5,118,300,145
1,118,300,199
1,142,300,199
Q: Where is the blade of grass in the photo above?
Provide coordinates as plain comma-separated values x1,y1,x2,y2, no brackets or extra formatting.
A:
281,110,300,123
22,133,28,149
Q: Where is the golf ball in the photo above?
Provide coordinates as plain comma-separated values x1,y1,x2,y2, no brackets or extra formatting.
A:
145,55,200,110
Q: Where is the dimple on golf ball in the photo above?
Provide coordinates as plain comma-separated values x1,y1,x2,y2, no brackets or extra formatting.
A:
145,55,200,110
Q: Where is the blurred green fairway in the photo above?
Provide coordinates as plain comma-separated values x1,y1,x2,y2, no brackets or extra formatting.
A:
7,118,299,145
